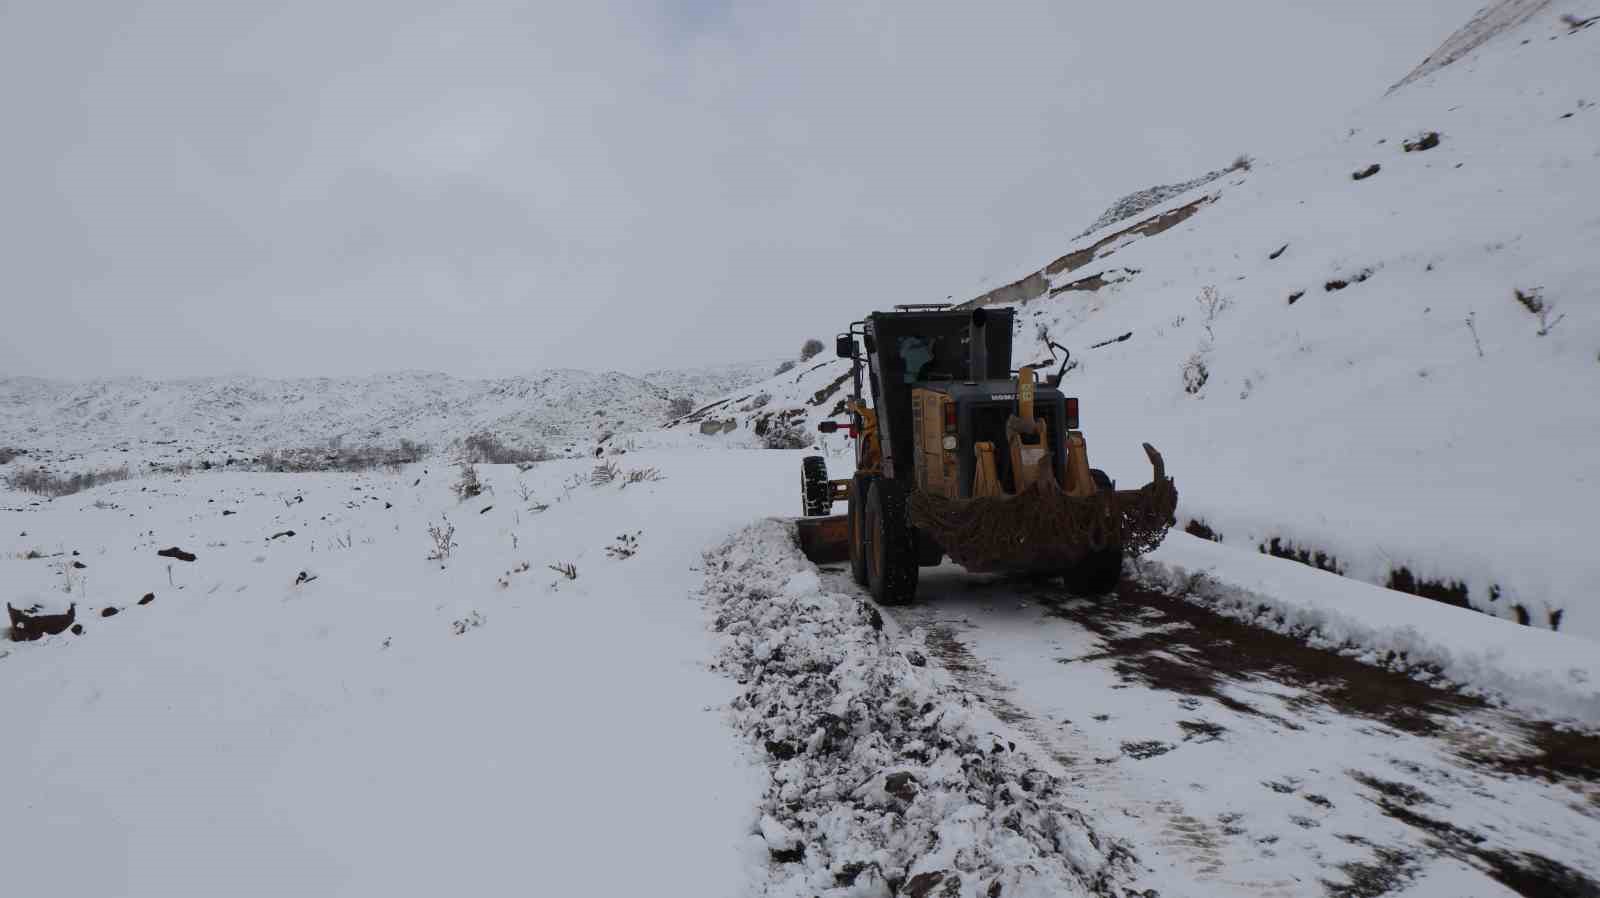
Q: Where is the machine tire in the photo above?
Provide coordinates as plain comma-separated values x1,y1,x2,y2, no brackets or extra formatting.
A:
1065,547,1123,595
865,480,919,605
847,473,873,586
801,456,831,517
1064,469,1122,594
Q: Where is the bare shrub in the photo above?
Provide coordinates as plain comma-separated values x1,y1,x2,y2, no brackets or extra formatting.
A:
427,521,457,560
761,421,811,450
1194,285,1231,340
621,467,665,488
773,360,797,377
605,531,641,560
591,459,622,486
464,431,548,465
548,561,578,580
1514,287,1566,336
453,463,482,500
666,397,695,418
1229,153,1254,171
254,443,426,473
7,465,132,498
799,338,825,361
1181,351,1210,395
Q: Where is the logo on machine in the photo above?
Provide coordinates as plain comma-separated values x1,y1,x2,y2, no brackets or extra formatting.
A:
989,393,1016,400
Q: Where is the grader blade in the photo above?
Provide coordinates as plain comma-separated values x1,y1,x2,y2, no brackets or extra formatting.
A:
908,443,1178,574
794,514,851,564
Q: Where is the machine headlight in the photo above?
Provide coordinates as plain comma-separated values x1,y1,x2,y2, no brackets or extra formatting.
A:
942,435,958,451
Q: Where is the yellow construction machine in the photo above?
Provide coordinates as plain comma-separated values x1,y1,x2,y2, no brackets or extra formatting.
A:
797,305,1177,605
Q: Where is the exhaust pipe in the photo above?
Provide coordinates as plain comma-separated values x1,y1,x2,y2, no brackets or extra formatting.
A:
968,309,988,383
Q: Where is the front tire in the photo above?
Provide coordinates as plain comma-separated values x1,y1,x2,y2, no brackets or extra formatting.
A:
865,480,919,605
801,456,831,517
847,473,873,586
1066,469,1122,594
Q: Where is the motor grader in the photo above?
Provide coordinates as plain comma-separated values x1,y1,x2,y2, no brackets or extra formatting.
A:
797,305,1177,605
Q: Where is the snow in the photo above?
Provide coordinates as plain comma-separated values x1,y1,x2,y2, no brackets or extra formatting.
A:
0,452,790,897
5,4,1600,894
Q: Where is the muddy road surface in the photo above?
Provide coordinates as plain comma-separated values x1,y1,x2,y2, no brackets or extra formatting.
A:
819,562,1600,898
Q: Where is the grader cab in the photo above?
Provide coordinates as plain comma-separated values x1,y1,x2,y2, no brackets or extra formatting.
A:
799,305,1178,605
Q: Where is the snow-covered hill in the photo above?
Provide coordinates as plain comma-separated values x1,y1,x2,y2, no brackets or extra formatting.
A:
0,362,775,460
675,1,1600,638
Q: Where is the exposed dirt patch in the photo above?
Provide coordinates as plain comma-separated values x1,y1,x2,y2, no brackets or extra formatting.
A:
1049,267,1140,296
1365,794,1600,898
1044,584,1480,737
1461,721,1600,785
1178,719,1226,742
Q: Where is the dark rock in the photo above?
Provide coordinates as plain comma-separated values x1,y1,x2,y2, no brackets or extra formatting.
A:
769,845,804,864
71,560,87,569
905,871,947,898
7,602,76,641
222,509,236,516
1269,243,1289,260
884,771,919,802
101,607,120,618
479,505,493,514
1403,131,1440,152
157,546,197,562
1352,163,1381,181
904,649,927,667
765,740,798,761
138,593,155,606
268,530,295,540
70,624,84,635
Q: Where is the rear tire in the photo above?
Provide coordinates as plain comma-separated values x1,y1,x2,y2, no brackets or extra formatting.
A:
847,473,873,586
801,456,831,517
865,480,919,605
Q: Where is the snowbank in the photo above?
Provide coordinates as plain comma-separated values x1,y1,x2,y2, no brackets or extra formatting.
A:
1141,533,1600,724
704,520,1130,897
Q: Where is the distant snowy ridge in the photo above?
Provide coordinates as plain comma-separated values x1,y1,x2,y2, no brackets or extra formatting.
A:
0,362,775,456
1390,0,1552,92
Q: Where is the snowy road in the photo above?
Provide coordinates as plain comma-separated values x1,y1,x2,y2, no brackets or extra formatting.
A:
842,564,1600,897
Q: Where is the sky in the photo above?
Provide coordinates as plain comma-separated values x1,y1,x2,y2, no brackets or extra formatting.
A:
0,0,1483,380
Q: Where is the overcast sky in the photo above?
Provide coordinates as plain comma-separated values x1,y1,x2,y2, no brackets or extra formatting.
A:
1,1,1479,380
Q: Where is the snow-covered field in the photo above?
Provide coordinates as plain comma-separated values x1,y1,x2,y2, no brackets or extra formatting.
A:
7,4,1600,896
672,0,1600,640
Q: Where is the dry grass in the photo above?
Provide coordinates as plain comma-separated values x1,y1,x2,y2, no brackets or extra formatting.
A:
463,432,548,465
6,465,132,498
256,441,427,473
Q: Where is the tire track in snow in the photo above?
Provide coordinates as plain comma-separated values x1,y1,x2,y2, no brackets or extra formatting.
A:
872,589,1302,898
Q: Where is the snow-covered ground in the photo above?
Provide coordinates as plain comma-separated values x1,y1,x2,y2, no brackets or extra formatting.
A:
7,442,1597,897
7,4,1599,896
672,1,1600,639
2,451,787,896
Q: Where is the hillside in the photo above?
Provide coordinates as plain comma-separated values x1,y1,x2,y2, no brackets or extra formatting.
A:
672,0,1600,638
0,362,774,461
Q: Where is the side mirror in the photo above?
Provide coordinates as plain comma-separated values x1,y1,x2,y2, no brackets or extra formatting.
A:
835,335,855,359
817,421,840,434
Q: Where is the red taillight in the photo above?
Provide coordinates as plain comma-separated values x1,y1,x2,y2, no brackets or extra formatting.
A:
943,402,957,432
1065,397,1079,430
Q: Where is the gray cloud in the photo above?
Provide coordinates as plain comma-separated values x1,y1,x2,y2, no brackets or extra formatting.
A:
1,0,1479,378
